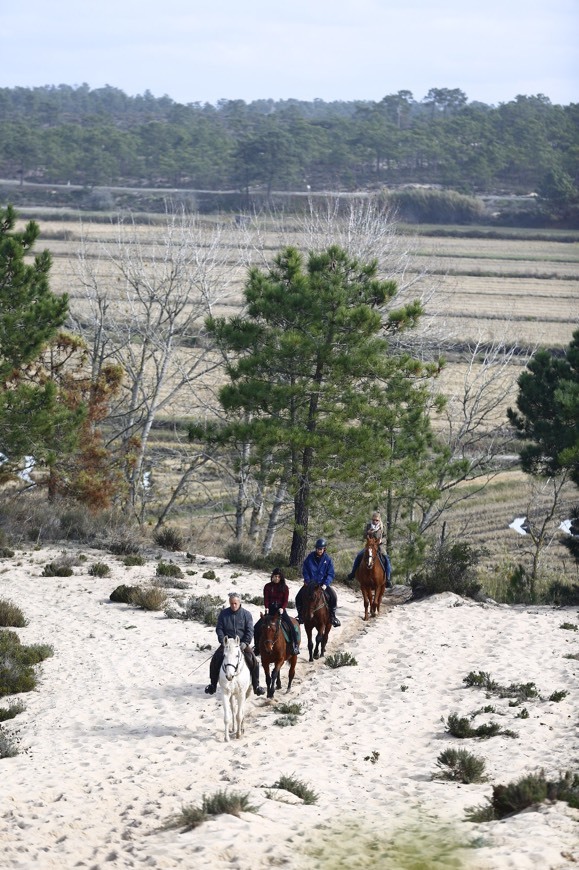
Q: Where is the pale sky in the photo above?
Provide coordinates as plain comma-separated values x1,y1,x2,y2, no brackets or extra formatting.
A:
2,0,577,106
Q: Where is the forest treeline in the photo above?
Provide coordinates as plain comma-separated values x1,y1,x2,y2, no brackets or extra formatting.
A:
1,85,578,224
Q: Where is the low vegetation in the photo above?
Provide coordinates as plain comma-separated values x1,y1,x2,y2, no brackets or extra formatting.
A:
0,629,53,698
153,526,184,551
165,790,257,831
269,774,318,805
467,770,579,821
156,561,184,579
325,652,358,669
445,712,517,740
130,586,167,611
88,561,110,577
165,594,222,626
435,748,487,784
0,599,27,628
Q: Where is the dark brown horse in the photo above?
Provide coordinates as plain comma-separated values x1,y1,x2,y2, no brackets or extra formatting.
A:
258,611,298,699
356,535,386,621
302,583,331,661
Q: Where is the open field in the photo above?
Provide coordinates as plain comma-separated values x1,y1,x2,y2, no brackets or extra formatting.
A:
14,212,579,576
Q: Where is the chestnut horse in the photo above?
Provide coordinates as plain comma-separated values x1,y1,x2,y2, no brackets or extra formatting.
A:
356,535,386,621
302,583,331,662
258,611,298,699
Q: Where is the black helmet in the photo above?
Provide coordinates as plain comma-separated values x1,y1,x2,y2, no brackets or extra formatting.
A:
315,538,327,549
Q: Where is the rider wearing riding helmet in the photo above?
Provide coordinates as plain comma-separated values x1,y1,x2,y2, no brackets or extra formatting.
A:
296,537,341,627
253,568,300,656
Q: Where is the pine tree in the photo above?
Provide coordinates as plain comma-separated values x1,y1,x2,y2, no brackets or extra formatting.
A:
0,205,81,478
206,244,440,566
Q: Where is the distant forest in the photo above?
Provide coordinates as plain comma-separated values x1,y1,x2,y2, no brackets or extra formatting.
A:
1,84,578,224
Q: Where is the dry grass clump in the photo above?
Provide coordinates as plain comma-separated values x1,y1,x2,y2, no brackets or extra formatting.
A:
153,526,184,551
463,670,539,702
0,599,27,628
467,770,579,821
165,790,258,831
130,586,167,611
435,748,487,783
0,728,19,758
0,547,15,558
165,594,222,626
0,629,53,698
41,552,81,577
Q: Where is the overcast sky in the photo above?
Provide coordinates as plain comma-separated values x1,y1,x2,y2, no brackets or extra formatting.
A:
2,0,577,106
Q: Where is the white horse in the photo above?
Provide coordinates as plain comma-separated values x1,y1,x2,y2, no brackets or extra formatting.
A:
218,636,252,742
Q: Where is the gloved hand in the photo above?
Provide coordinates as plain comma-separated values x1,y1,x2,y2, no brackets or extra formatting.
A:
240,642,247,651
322,584,327,590
279,607,284,614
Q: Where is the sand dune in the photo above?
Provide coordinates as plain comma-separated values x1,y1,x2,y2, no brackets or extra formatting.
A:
1,545,577,869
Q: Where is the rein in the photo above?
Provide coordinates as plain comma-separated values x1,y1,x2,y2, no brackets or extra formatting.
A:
221,646,243,678
263,614,281,652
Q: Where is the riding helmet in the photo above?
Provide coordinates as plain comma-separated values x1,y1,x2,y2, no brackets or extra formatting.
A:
315,538,327,549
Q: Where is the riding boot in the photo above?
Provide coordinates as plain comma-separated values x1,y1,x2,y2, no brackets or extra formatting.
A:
205,648,221,694
251,662,265,696
330,609,341,627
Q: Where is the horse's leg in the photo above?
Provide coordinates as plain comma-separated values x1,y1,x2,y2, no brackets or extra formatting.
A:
286,654,297,692
306,626,314,662
222,689,232,742
234,689,244,739
320,623,331,657
263,659,272,695
362,586,370,621
275,659,282,690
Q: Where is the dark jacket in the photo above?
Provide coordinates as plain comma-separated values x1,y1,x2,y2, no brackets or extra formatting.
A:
216,605,254,646
302,551,335,586
263,581,289,611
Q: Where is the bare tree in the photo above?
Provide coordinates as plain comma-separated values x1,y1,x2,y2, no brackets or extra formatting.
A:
71,210,241,518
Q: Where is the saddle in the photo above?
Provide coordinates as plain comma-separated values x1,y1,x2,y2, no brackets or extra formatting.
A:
281,617,301,648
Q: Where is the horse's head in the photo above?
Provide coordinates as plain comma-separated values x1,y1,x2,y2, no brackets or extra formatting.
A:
222,635,242,681
303,582,326,619
261,612,281,652
364,535,380,567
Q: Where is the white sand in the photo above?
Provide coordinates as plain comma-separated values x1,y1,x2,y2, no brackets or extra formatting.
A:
0,545,577,869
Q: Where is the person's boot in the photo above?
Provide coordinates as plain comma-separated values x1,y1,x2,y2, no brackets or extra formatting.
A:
297,611,304,624
346,571,355,581
251,664,266,696
330,609,341,627
204,683,216,695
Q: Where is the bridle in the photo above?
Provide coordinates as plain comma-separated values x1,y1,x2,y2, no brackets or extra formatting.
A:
365,537,379,569
305,583,327,617
221,645,243,680
263,613,281,652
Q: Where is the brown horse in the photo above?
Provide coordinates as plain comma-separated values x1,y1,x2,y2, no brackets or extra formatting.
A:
302,583,332,661
356,535,386,621
258,612,298,699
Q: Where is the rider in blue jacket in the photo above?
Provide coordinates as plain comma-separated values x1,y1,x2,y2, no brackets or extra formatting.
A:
296,538,341,627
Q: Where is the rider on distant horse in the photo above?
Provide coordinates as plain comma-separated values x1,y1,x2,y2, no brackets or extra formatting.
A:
347,511,392,587
205,592,266,696
253,568,301,656
296,538,341,627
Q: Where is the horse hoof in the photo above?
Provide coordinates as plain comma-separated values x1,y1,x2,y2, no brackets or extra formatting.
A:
313,652,319,659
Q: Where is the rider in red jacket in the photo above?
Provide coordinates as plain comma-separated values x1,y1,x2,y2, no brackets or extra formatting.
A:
254,568,300,655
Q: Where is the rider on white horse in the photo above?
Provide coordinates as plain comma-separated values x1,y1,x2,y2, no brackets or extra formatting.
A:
205,593,266,696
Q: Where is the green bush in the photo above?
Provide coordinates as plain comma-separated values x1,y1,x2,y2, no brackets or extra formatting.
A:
42,561,74,577
166,790,257,831
0,630,53,698
154,526,184,551
122,554,145,567
446,713,517,740
156,561,184,579
325,652,358,669
384,188,487,225
274,715,299,726
411,541,483,600
0,547,15,558
0,599,27,628
88,562,110,577
0,699,25,722
463,671,538,702
202,569,216,580
467,770,579,821
543,580,579,606
435,748,487,783
109,584,139,604
270,774,318,805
